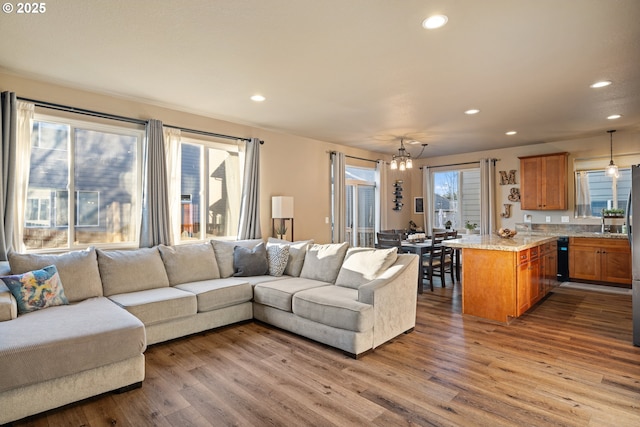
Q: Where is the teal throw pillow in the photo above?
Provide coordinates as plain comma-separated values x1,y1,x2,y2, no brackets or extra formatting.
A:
1,265,69,314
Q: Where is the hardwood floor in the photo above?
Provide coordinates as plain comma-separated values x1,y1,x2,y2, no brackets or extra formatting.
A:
14,282,640,427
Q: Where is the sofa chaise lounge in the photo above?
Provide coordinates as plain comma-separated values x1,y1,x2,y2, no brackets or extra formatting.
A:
0,238,418,424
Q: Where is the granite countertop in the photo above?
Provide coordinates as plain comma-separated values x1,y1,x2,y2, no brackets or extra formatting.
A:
443,234,556,251
522,231,629,239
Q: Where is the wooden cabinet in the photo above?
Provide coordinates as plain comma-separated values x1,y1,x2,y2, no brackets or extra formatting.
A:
516,247,543,316
541,240,558,295
462,240,557,323
519,152,568,210
569,237,632,285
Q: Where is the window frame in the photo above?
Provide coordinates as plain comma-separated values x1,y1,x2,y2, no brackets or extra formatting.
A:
176,136,243,243
429,166,481,231
26,113,144,252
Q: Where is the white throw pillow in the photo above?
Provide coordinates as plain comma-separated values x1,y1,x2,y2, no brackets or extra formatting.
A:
335,247,398,289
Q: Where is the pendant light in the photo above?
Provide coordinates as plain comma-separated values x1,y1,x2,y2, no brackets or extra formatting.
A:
605,130,619,178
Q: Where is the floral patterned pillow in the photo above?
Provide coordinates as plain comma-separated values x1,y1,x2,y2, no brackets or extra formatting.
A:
1,265,69,314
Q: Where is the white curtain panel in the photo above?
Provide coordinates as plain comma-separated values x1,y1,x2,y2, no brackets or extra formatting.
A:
575,170,592,218
375,160,388,233
331,151,346,243
479,158,497,235
225,145,242,237
422,166,433,234
11,101,35,254
163,127,182,243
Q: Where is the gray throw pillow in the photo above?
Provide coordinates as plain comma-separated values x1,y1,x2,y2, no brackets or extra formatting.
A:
300,242,349,284
212,239,263,278
233,242,269,277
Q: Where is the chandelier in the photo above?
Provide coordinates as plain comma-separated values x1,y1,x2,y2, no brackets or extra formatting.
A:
390,139,413,171
605,129,619,178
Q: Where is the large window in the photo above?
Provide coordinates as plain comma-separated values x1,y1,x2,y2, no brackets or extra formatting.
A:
178,138,242,241
431,168,480,230
25,117,142,250
345,166,376,247
574,168,631,218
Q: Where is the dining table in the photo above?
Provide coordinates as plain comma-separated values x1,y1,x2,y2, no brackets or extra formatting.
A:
401,239,461,293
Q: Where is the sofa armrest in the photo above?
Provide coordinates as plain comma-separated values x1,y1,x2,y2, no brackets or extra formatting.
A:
358,254,418,349
0,289,18,321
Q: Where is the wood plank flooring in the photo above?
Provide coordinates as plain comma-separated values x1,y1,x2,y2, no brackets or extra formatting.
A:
13,282,640,427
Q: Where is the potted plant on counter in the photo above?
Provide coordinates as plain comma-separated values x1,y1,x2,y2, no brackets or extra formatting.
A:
465,220,478,234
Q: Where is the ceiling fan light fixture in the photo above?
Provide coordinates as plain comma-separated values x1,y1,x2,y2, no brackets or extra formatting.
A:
422,14,448,29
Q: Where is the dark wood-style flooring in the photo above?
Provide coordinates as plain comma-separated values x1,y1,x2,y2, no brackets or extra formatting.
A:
13,281,640,427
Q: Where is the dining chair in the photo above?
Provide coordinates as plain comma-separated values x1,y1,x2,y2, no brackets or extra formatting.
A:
422,231,454,291
376,232,403,250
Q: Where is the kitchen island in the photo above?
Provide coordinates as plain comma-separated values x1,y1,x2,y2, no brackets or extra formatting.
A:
444,234,558,323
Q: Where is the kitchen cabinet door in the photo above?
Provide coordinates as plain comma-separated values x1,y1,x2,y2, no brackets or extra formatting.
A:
569,243,600,281
519,153,568,210
601,245,632,285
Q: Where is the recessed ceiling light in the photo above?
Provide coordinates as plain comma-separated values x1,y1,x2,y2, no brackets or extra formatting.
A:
590,81,612,88
422,15,448,29
505,131,517,135
250,94,266,102
607,114,622,120
464,109,480,115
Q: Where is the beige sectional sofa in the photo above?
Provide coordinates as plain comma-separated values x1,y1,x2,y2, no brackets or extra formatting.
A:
0,238,418,424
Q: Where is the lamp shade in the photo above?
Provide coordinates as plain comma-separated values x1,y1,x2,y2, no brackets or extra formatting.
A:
272,196,294,218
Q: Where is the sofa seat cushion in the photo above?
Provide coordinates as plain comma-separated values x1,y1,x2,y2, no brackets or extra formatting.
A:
175,278,252,312
243,275,291,286
292,286,374,333
253,277,331,312
0,297,145,393
108,287,197,326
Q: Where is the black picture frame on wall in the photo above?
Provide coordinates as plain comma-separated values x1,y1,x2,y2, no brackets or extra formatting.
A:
413,197,424,214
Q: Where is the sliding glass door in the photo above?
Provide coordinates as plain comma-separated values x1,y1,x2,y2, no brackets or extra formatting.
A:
346,166,376,247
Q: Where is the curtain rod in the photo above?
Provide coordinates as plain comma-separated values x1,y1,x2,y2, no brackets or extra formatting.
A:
420,159,498,169
329,151,380,163
18,97,258,143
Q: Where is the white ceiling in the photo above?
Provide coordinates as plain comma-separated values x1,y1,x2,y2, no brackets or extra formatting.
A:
1,0,639,157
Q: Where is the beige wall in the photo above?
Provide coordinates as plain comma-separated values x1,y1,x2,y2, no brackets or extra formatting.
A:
1,71,390,244
410,131,640,231
3,71,638,242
